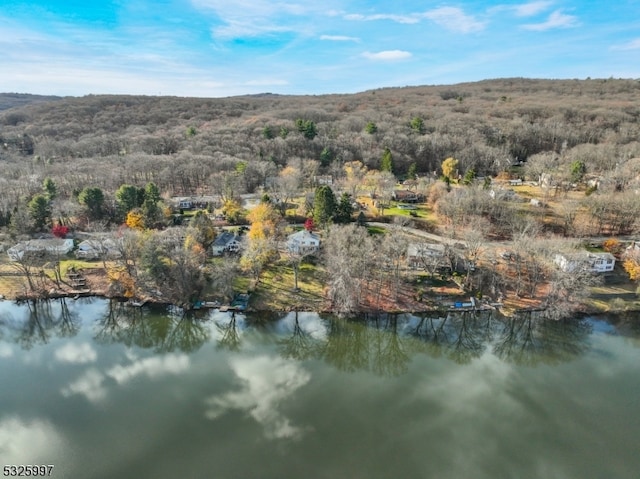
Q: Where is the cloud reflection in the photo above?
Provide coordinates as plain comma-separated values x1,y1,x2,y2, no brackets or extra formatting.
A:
61,353,190,403
0,343,13,358
106,354,190,384
0,417,66,464
54,342,97,364
205,355,310,440
61,368,107,403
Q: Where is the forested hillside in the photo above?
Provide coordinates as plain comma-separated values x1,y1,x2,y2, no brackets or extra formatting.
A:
1,77,640,204
0,93,62,112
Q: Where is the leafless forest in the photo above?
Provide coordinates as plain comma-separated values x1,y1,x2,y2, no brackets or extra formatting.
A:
2,77,640,206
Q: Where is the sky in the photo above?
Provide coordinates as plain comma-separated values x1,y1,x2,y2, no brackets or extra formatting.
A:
0,0,639,97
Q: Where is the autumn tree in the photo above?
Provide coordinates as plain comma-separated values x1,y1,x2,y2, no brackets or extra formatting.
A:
343,161,367,198
441,157,459,180
241,202,281,282
125,209,145,230
187,210,216,250
221,198,245,224
269,166,301,216
323,223,376,316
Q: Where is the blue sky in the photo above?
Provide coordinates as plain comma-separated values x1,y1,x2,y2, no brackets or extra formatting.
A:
0,0,639,97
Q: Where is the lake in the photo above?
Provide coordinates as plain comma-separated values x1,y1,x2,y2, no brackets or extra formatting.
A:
0,298,638,479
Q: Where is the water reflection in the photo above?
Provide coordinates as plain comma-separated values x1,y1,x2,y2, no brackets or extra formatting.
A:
0,300,620,373
0,299,80,349
94,300,209,352
493,312,592,366
205,355,311,440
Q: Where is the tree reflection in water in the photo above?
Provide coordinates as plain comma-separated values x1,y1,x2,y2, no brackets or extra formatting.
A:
216,312,241,351
9,299,81,349
278,311,319,361
95,301,209,353
493,311,592,366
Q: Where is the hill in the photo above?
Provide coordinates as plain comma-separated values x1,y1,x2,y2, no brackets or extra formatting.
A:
0,77,639,200
0,93,62,112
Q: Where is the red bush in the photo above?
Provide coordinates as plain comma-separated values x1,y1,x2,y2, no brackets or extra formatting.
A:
52,224,70,238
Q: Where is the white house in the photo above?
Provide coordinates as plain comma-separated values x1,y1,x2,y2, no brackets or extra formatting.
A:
406,243,446,269
212,232,242,256
76,238,122,259
554,251,616,273
7,238,74,261
286,230,320,256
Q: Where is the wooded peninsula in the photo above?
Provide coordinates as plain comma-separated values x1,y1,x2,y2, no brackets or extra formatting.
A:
1,78,640,318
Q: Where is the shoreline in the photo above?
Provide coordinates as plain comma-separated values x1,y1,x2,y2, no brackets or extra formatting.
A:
5,290,634,318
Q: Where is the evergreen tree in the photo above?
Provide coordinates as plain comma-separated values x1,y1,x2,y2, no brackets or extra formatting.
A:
78,187,105,220
410,116,426,134
320,147,333,167
334,193,354,223
116,184,144,218
28,194,51,230
462,168,476,185
313,185,336,226
407,162,417,180
380,147,394,173
42,177,57,201
365,121,378,134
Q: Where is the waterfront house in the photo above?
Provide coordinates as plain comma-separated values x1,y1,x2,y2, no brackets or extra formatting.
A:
76,238,122,259
406,243,446,269
554,251,616,273
286,230,320,256
212,232,242,256
7,238,74,261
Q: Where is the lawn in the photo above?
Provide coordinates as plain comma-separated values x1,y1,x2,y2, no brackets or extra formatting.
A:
383,202,434,220
246,260,327,311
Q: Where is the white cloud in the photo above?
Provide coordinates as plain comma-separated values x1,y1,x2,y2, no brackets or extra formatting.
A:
61,368,107,403
522,10,579,31
106,354,190,384
54,342,97,364
192,0,326,39
513,1,553,17
611,38,640,51
345,7,484,33
422,7,486,33
320,35,359,42
362,50,412,61
0,417,66,465
205,355,311,440
344,13,420,24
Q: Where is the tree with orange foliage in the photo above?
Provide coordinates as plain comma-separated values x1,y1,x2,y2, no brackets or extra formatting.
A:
623,256,640,281
126,208,145,230
603,238,623,257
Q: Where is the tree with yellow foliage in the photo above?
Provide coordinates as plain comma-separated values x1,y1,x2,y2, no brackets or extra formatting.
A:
623,256,640,281
126,208,145,230
241,202,280,282
247,202,280,240
221,198,245,224
441,157,459,181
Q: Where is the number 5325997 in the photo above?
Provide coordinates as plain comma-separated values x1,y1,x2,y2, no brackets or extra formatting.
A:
3,465,54,476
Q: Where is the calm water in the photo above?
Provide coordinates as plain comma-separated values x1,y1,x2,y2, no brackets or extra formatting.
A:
0,299,639,479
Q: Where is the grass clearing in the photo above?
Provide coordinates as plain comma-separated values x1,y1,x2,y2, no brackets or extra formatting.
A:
248,260,327,311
